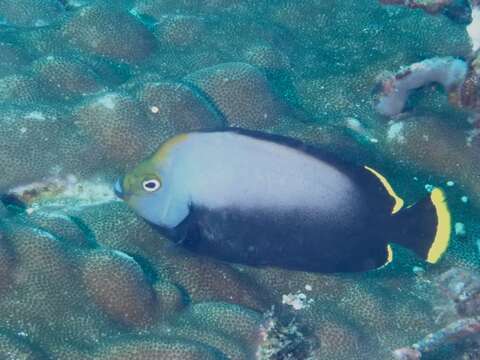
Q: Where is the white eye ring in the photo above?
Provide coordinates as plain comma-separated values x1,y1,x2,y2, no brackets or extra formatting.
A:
142,179,161,192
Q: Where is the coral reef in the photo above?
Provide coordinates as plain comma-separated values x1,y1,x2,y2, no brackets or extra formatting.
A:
183,62,288,129
62,5,157,63
0,0,65,27
393,268,480,359
0,0,478,359
373,57,468,116
32,56,106,102
136,81,224,135
380,0,472,23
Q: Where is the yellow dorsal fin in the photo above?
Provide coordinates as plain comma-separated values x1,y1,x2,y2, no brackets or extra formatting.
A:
153,134,189,163
364,166,404,214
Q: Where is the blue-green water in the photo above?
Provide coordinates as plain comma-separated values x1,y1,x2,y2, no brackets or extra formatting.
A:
0,0,478,359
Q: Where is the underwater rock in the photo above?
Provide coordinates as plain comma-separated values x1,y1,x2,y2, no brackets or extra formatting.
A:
137,81,224,135
62,5,157,63
184,62,288,130
0,0,64,27
82,250,158,328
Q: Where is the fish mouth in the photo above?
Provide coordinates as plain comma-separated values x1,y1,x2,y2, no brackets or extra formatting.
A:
113,177,124,199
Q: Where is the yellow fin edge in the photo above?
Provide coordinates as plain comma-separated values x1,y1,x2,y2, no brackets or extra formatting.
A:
386,244,393,264
427,188,451,263
378,245,394,269
364,166,404,214
153,133,189,163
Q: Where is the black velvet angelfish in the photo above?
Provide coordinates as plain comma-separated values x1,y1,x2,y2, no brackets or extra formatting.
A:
114,129,452,273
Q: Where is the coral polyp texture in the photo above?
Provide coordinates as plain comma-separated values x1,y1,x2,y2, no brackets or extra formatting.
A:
0,0,479,359
62,5,157,63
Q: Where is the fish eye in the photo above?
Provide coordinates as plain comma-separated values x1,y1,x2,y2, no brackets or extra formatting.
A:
142,179,161,192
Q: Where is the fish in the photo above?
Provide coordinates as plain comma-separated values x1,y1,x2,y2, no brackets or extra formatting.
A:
114,129,452,273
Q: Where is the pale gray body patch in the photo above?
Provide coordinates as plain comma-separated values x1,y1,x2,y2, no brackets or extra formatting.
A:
166,132,361,225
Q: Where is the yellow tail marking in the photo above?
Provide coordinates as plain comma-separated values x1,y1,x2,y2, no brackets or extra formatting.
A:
153,133,189,163
378,245,394,269
387,244,393,263
364,166,404,214
427,188,451,263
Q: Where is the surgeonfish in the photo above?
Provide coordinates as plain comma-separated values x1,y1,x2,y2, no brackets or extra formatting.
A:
114,129,452,273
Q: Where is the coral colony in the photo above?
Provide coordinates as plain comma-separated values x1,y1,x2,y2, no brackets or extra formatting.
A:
0,0,478,359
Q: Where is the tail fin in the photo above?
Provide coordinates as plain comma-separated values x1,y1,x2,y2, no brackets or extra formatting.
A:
389,188,452,263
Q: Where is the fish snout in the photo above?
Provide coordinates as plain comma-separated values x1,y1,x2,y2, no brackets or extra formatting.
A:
114,177,124,199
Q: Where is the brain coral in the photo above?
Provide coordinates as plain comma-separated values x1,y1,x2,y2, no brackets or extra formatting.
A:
72,92,156,167
32,56,105,102
65,201,269,312
184,62,288,130
153,15,206,49
0,331,47,360
62,5,157,63
0,107,69,190
0,0,64,27
81,250,158,328
0,75,44,106
0,0,477,359
91,337,228,360
0,201,273,359
133,0,202,19
0,42,32,78
137,81,224,135
243,44,290,72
